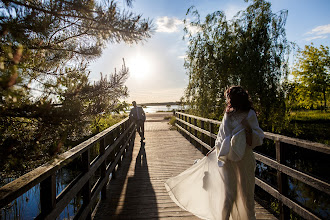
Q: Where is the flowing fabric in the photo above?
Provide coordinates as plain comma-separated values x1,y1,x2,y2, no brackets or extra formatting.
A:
165,110,264,220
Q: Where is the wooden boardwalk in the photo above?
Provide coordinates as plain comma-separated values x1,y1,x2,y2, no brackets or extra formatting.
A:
93,113,277,220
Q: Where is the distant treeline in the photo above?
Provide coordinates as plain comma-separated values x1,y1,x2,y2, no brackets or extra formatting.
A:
139,102,180,106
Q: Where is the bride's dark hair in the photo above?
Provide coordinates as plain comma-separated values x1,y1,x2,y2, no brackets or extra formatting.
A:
225,86,253,113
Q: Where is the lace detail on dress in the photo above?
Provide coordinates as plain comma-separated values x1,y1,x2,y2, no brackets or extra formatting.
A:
227,111,248,129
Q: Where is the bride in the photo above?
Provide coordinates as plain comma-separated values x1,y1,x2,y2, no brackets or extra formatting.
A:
165,86,264,220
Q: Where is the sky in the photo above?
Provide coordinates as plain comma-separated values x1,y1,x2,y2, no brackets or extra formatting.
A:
88,0,330,104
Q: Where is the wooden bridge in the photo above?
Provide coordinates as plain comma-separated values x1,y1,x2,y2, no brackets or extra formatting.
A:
92,113,276,219
0,112,329,219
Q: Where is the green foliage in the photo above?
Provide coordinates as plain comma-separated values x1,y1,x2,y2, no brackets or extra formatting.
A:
270,200,280,215
284,110,330,145
289,110,330,121
183,0,290,131
0,0,152,176
168,116,176,126
90,113,126,134
290,44,330,111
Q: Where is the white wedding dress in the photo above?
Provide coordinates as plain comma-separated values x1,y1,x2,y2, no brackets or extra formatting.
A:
165,110,264,220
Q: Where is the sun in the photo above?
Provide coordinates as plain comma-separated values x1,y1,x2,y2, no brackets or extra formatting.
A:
128,54,153,80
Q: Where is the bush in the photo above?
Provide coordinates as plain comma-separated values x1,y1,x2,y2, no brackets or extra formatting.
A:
169,116,176,126
90,114,127,134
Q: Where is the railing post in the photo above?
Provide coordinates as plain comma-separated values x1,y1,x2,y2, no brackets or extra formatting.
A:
194,118,197,137
209,122,214,148
178,114,182,131
201,120,205,153
131,119,136,145
122,122,127,158
174,112,177,131
110,130,116,180
82,149,91,220
125,120,129,151
116,126,122,168
184,115,187,129
276,139,289,220
100,138,107,200
40,174,56,217
188,117,192,142
184,115,188,139
126,120,129,146
194,118,198,146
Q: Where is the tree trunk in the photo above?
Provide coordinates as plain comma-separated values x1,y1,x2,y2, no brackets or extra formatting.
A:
323,88,327,112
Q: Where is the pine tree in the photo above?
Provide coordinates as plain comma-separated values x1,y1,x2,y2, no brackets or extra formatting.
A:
0,0,152,173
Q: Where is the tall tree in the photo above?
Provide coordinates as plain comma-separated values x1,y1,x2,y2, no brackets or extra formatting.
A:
0,0,152,173
292,44,330,111
183,0,290,131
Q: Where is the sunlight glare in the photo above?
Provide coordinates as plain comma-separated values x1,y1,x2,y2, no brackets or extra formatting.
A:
128,54,153,80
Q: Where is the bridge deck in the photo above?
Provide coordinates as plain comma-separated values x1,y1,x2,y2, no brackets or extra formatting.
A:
93,113,277,219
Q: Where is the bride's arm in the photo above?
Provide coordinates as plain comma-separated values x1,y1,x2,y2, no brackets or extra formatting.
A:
243,110,264,148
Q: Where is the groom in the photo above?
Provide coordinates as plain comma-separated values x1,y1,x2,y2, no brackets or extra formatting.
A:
129,101,146,141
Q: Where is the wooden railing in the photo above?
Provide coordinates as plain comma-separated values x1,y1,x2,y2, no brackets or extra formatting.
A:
0,117,136,219
175,111,330,220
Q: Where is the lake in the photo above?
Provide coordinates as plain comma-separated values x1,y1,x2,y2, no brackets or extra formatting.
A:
128,104,187,113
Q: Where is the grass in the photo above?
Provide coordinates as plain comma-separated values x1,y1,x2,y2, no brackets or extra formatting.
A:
286,110,330,145
167,116,177,130
289,110,330,121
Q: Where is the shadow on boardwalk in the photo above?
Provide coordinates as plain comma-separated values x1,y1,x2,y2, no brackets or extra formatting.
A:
93,139,158,219
93,113,276,220
120,142,158,218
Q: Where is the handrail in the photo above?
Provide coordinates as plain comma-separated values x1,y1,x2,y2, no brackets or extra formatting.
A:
0,117,136,219
174,111,329,220
264,132,330,154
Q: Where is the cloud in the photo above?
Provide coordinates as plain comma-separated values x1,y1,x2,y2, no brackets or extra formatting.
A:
185,23,201,35
224,4,245,20
304,24,330,41
156,16,183,33
181,18,202,38
177,55,186,59
306,24,330,35
304,35,328,41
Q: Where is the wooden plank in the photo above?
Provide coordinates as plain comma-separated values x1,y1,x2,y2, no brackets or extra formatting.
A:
43,123,135,219
176,112,222,125
82,149,92,220
254,152,330,195
177,112,329,154
175,123,212,151
209,122,214,147
264,132,330,154
100,137,107,199
94,115,275,219
276,140,289,220
0,118,130,208
80,131,136,220
255,178,321,220
39,174,56,217
176,117,217,139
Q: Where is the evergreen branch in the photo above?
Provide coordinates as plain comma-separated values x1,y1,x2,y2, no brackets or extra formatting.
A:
6,0,101,23
28,46,99,56
53,30,89,45
48,19,80,41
